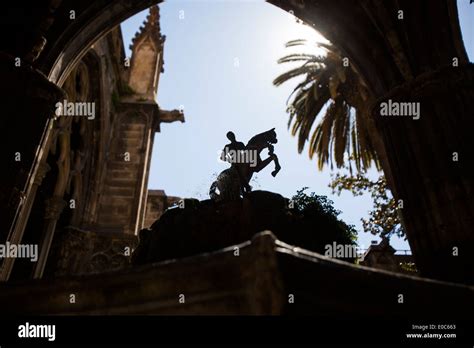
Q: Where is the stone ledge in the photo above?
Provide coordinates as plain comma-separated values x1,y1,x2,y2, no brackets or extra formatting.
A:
0,232,472,316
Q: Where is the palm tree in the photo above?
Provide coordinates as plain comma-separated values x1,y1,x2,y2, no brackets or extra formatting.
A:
273,39,382,173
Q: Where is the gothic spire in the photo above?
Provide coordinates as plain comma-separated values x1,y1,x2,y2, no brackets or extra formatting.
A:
129,5,165,52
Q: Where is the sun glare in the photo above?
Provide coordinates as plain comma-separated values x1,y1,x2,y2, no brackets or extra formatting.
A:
285,14,330,57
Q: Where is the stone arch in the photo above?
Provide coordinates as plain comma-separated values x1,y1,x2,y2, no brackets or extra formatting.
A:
41,1,163,86
39,1,467,95
3,0,472,282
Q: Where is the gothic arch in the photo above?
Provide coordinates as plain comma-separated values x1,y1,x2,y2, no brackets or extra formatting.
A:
2,0,473,282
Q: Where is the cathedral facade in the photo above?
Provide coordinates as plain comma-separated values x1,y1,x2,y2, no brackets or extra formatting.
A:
1,6,183,281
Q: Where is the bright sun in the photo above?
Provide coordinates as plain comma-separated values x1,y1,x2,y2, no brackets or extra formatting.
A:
285,14,330,57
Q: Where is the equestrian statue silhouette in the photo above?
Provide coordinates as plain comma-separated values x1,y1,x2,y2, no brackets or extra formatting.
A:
209,128,281,201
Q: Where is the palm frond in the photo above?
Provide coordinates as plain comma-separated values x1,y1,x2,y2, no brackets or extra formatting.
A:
275,39,381,172
273,65,320,86
315,101,337,169
333,99,350,168
285,39,308,48
277,53,323,64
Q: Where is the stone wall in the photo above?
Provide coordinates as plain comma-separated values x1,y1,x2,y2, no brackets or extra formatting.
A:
359,238,416,274
143,190,181,229
0,232,472,316
53,227,138,277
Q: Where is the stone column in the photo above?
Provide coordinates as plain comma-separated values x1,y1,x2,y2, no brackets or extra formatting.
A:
32,196,67,279
370,64,474,283
0,162,50,280
0,53,64,239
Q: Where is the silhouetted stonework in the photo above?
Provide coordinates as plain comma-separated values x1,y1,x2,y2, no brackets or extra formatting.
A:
143,190,181,228
1,232,473,316
132,190,356,265
53,227,138,277
2,6,184,280
1,0,474,286
359,238,415,274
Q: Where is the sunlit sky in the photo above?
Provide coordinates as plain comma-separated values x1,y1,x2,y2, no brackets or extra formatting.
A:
121,0,474,252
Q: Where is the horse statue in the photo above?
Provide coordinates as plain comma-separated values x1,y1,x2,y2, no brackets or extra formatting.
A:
209,128,281,201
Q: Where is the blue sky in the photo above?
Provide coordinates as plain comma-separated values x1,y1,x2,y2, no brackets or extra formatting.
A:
121,0,473,252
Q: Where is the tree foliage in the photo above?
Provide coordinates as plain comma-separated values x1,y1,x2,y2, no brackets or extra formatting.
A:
291,187,358,244
329,174,405,239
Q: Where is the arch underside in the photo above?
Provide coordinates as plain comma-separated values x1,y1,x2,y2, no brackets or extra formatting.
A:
1,0,473,283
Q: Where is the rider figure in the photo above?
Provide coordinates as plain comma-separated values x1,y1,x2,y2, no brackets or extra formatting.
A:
221,131,251,194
